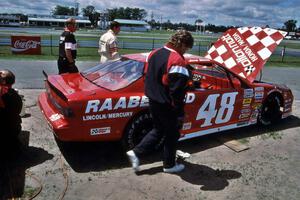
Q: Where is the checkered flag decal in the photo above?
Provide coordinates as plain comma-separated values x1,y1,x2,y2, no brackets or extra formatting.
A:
237,27,286,60
205,27,287,82
245,65,255,73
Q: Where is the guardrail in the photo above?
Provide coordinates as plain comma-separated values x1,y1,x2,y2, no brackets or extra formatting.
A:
0,34,299,58
0,34,215,56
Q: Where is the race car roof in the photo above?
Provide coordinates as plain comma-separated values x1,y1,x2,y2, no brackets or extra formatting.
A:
122,52,150,63
122,52,211,65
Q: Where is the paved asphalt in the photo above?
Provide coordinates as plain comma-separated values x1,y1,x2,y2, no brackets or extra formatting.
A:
0,60,95,88
0,59,299,100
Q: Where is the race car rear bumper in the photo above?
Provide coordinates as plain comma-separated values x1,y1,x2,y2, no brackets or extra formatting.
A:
38,92,121,142
38,92,72,141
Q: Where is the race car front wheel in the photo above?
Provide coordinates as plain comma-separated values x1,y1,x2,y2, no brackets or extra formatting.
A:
122,111,154,151
258,94,282,125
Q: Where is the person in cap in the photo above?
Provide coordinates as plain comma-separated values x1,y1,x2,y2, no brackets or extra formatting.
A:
57,17,79,74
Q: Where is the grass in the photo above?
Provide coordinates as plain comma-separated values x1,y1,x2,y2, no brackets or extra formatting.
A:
260,131,282,140
237,138,250,144
0,33,212,47
22,185,39,199
1,29,299,67
0,28,217,39
1,45,299,67
266,55,300,67
281,41,300,50
0,46,148,61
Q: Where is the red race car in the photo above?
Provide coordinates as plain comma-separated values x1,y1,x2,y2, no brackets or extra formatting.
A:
39,27,293,149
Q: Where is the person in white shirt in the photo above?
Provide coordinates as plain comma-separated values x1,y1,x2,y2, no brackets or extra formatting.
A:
98,21,121,63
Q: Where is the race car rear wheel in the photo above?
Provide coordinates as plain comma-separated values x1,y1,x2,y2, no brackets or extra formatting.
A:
258,94,282,125
122,111,154,151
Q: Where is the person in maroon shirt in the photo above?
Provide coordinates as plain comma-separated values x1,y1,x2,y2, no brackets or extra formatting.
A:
127,30,194,173
0,69,22,154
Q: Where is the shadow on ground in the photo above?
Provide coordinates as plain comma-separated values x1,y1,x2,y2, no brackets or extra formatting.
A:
136,161,242,191
0,131,53,200
57,115,300,173
179,115,300,155
56,139,128,173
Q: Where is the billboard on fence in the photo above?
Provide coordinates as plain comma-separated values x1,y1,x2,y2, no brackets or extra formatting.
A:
11,35,41,54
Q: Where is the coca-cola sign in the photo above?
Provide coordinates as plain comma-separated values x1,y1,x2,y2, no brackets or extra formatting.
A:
11,36,41,55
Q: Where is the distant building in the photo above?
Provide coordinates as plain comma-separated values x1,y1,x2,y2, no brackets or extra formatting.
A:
28,15,91,28
0,14,21,27
113,19,150,32
286,31,300,40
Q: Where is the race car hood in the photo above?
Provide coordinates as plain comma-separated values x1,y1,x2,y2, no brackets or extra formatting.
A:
205,27,287,84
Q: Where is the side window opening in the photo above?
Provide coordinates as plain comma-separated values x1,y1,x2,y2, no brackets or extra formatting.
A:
190,64,241,90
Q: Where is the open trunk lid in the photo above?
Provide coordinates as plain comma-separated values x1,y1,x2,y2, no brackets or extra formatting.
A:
46,73,98,101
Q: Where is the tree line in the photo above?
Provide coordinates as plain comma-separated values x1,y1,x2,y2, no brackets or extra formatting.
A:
52,5,147,27
51,5,298,33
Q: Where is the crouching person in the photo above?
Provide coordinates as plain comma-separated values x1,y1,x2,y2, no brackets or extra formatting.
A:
0,69,23,155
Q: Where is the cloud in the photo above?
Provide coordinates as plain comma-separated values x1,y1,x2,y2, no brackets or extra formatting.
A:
0,0,299,28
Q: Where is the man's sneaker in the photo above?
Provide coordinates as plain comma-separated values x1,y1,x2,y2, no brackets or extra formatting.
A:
126,150,140,172
163,163,185,173
176,150,191,160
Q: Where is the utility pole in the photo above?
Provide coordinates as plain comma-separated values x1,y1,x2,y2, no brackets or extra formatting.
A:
160,15,162,30
195,19,203,34
150,11,154,30
74,1,79,16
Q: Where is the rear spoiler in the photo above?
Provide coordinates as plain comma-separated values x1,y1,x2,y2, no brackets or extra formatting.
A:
43,71,68,102
46,79,68,102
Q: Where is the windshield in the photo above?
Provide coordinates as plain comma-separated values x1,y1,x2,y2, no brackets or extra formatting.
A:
81,59,144,91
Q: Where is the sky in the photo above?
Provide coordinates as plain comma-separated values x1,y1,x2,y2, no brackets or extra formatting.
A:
0,0,299,28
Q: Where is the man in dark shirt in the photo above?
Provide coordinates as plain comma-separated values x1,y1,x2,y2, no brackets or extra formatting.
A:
127,30,194,173
57,17,79,74
0,69,22,150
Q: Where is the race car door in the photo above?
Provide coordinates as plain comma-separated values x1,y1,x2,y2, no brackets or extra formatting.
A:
180,66,250,140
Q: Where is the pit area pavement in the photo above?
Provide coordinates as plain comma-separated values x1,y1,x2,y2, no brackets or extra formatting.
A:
1,89,300,200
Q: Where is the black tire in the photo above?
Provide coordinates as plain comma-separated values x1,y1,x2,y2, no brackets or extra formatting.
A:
258,95,282,125
122,111,154,151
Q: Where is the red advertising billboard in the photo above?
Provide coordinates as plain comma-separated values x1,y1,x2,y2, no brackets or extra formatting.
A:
11,35,41,55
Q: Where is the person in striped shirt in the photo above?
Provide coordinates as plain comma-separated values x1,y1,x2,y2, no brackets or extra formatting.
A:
57,18,79,74
127,30,194,173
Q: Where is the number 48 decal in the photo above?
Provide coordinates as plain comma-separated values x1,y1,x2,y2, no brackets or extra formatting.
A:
196,92,238,127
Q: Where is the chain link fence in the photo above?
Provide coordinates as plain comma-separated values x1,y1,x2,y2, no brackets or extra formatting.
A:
0,33,219,57
0,33,299,59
